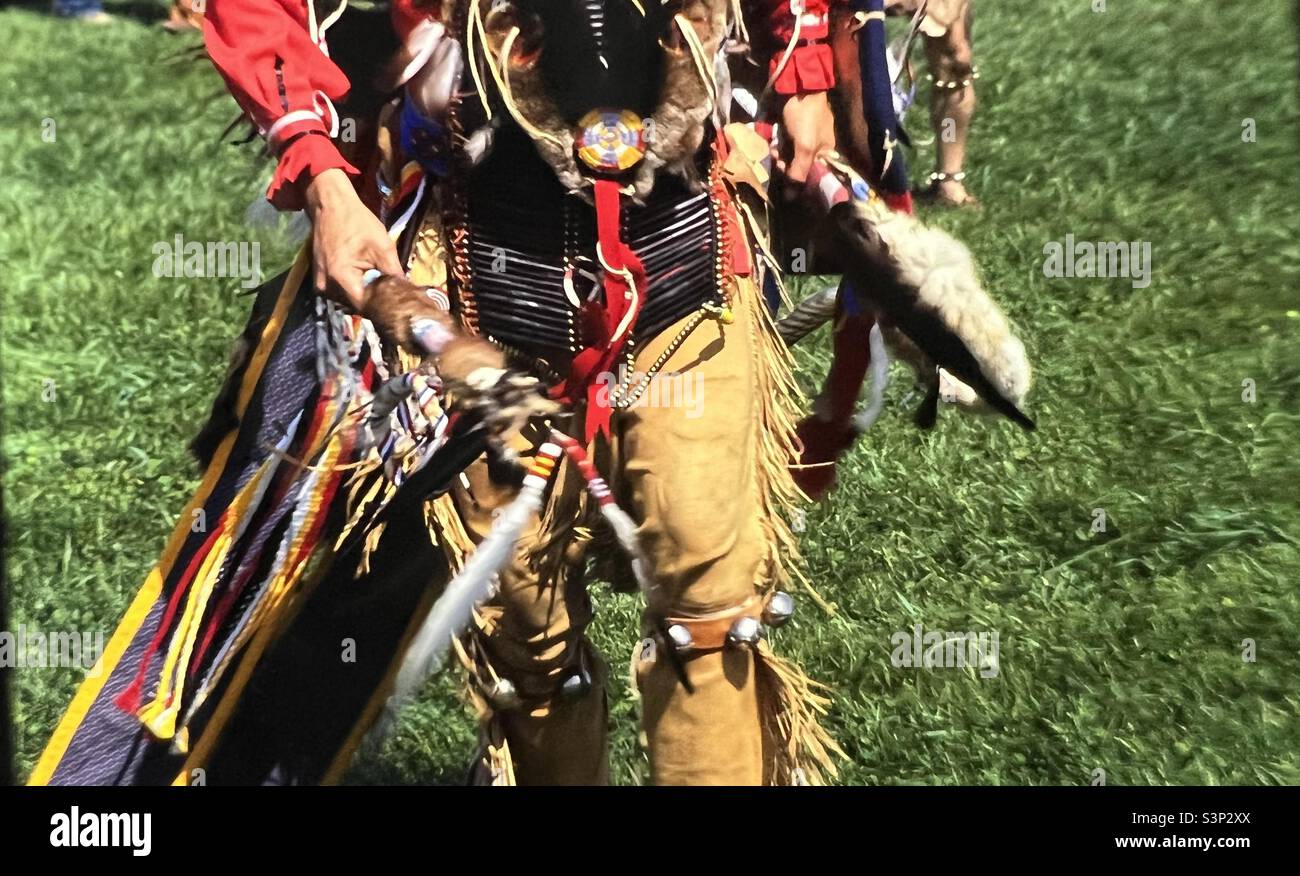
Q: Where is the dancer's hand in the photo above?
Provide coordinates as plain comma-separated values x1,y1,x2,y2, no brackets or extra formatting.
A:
779,91,837,184
304,169,404,311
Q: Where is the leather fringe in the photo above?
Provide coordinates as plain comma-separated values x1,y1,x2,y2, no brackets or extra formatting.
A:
738,263,836,614
736,254,845,784
755,641,846,785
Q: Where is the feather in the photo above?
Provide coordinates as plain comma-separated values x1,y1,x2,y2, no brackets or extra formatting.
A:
596,498,652,596
386,443,561,708
548,429,654,596
851,322,892,432
777,285,838,346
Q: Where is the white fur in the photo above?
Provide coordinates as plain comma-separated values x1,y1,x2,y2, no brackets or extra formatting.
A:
858,200,1033,411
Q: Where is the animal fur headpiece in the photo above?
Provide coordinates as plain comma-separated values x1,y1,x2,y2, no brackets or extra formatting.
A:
449,0,728,198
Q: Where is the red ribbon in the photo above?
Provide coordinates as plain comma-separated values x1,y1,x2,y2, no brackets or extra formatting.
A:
552,178,646,441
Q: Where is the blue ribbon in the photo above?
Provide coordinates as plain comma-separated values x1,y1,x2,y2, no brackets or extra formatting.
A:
399,98,450,177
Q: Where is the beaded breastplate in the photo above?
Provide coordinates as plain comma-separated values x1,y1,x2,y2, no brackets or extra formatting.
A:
452,127,724,380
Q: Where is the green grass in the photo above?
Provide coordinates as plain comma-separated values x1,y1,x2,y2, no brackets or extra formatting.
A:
3,0,1298,785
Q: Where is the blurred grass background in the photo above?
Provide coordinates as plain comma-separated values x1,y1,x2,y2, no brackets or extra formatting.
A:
2,0,1298,785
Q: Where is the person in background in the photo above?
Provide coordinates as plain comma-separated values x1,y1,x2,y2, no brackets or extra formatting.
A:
51,0,112,24
889,0,978,206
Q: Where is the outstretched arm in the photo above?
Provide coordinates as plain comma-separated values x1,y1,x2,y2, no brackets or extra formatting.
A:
204,0,357,210
203,0,402,308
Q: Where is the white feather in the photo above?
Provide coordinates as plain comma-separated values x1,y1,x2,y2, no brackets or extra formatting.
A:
597,502,653,597
388,479,544,707
852,322,892,432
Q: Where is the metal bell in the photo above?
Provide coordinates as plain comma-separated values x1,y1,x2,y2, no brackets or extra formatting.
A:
763,591,795,628
486,677,522,710
665,623,695,652
560,665,592,699
726,616,763,648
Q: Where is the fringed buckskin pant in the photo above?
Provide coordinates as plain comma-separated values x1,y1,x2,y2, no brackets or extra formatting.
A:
450,274,813,785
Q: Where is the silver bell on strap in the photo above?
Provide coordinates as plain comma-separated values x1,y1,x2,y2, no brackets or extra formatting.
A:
485,677,522,710
665,623,695,653
763,591,795,628
726,616,764,648
560,664,593,700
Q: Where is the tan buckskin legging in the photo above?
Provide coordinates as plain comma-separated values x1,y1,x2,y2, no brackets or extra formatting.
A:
453,276,772,785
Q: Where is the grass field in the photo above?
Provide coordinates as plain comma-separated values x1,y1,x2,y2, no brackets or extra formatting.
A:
2,0,1298,785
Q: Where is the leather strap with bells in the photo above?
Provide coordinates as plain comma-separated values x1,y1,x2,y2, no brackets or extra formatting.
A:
662,595,766,652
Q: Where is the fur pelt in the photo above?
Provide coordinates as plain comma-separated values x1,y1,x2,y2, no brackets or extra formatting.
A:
468,0,728,200
882,326,1006,416
836,198,1033,425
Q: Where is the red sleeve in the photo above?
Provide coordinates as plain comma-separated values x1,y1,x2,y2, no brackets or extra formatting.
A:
203,0,360,210
759,0,837,95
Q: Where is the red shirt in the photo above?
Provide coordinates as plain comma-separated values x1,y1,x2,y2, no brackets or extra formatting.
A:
204,1,824,208
204,0,387,209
